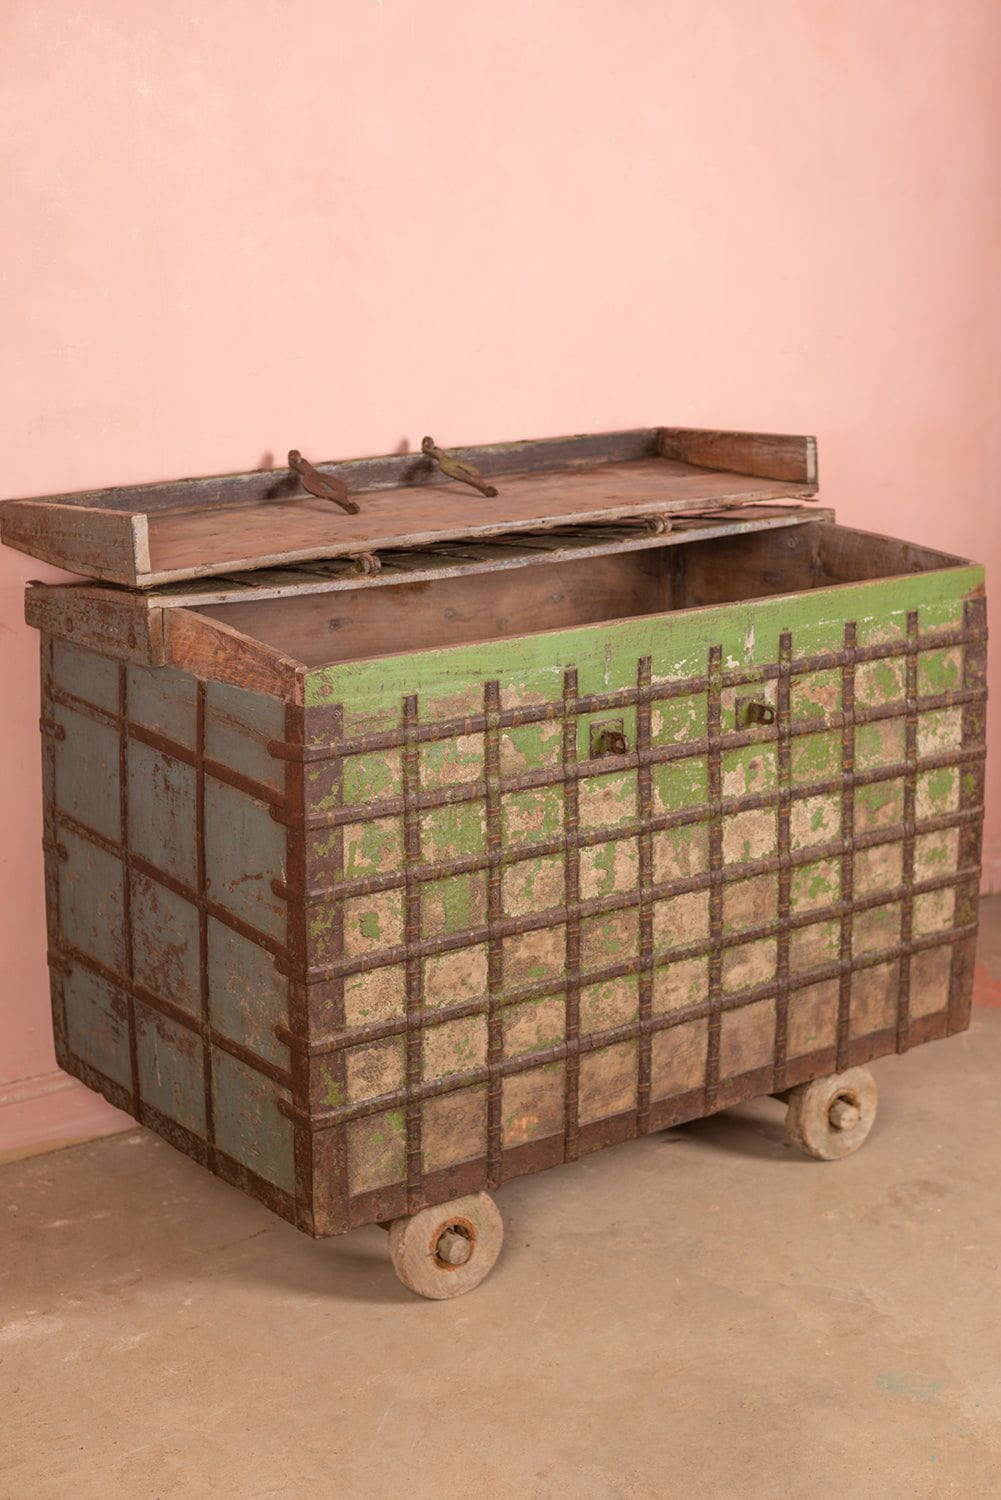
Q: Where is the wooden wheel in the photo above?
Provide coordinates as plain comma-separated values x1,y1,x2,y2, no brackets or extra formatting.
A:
785,1066,878,1161
388,1192,504,1300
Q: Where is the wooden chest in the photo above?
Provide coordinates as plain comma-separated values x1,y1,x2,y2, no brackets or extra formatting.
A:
2,429,986,1298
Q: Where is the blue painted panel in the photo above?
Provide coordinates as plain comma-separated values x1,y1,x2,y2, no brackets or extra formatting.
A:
53,703,120,842
63,964,132,1089
58,828,126,975
52,640,119,714
203,779,286,941
135,1001,206,1135
131,871,200,1015
128,664,197,750
211,1047,294,1193
127,741,197,888
207,917,289,1068
205,681,285,793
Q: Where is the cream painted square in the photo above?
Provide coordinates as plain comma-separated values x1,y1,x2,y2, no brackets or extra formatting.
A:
789,919,839,974
502,995,566,1058
652,957,708,1013
722,808,777,864
653,889,710,952
503,925,566,986
345,1036,405,1104
722,937,776,993
579,837,639,902
917,708,963,757
854,842,903,898
580,909,638,970
913,886,956,936
424,944,489,1007
579,975,639,1035
422,1086,487,1171
913,827,960,882
720,999,775,1077
790,793,840,851
502,1062,565,1146
423,1015,488,1080
578,1042,638,1124
787,979,839,1056
343,964,408,1027
853,902,901,956
723,874,777,933
504,854,566,917
650,1019,707,1098
850,960,898,1035
653,822,709,883
910,944,953,1018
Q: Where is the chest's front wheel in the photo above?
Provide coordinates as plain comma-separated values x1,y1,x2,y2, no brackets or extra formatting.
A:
387,1191,504,1299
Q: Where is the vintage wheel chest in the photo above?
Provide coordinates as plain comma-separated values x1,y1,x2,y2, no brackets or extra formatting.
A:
2,428,987,1298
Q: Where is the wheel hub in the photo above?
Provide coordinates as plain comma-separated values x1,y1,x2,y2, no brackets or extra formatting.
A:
828,1096,861,1131
436,1227,473,1266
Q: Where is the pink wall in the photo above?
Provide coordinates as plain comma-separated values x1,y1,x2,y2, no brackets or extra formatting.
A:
2,0,999,1155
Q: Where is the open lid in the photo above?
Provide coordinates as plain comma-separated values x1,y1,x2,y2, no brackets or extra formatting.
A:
0,426,817,589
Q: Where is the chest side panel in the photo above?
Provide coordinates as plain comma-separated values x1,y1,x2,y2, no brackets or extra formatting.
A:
41,635,304,1226
298,567,985,1232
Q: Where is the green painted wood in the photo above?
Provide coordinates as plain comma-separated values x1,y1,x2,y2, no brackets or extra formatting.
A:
306,566,983,721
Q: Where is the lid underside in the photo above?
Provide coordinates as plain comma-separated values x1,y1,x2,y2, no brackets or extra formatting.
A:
0,427,818,588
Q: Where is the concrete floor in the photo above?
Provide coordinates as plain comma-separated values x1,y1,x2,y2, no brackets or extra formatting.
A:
3,901,1000,1499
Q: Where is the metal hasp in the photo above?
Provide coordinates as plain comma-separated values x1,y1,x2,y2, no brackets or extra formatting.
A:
736,697,776,728
421,436,499,498
288,450,360,514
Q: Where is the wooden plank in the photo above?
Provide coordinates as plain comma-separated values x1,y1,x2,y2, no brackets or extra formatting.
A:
24,584,165,666
146,506,835,609
3,430,662,515
191,552,671,671
138,460,816,587
164,609,302,699
659,428,818,486
1,501,146,584
1,429,818,587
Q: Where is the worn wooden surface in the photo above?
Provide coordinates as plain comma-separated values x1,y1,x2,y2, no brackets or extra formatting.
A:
3,502,149,586
26,520,986,1240
25,584,165,667
193,552,669,669
1,427,819,587
658,428,817,485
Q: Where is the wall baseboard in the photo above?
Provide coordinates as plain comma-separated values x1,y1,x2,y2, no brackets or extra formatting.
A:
0,1069,133,1164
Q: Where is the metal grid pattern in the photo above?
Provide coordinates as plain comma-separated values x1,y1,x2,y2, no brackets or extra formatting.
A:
277,600,986,1228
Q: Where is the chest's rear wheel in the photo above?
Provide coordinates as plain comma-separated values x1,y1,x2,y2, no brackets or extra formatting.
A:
784,1066,878,1160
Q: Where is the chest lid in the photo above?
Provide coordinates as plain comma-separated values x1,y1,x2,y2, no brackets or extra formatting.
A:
0,425,817,589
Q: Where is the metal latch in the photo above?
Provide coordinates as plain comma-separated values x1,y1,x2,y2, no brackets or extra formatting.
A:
288,450,360,514
590,719,629,757
421,436,499,498
735,698,775,728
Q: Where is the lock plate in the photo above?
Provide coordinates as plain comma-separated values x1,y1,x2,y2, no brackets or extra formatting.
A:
590,718,629,757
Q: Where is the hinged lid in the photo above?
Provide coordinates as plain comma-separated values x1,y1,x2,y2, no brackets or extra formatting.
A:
0,426,817,589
